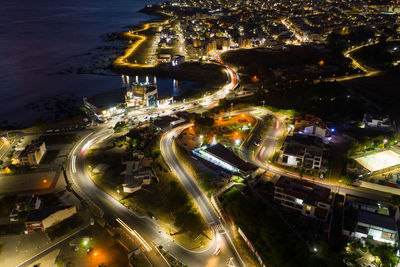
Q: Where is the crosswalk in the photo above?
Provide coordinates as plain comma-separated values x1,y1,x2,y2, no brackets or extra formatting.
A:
210,222,225,234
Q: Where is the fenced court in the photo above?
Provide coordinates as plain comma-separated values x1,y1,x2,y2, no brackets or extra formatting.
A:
356,150,400,172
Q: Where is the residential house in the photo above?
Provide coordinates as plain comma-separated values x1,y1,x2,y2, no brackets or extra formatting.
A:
278,133,328,172
343,194,399,245
274,176,333,221
362,114,392,130
294,115,330,139
19,141,47,166
122,151,157,193
25,205,77,234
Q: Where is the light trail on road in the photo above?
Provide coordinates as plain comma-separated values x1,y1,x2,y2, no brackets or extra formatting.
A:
71,155,76,173
116,218,152,252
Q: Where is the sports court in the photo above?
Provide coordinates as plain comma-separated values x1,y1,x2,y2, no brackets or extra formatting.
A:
356,150,400,172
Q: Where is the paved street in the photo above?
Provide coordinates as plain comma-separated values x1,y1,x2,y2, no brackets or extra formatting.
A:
161,124,245,267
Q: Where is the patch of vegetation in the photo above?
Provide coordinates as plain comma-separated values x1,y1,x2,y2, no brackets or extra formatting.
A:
390,194,400,206
113,121,127,133
265,81,368,124
327,26,375,52
221,45,351,82
193,116,215,134
35,133,77,146
0,195,17,217
352,41,400,70
370,243,399,267
347,133,399,156
87,147,126,190
46,213,84,240
220,187,345,267
127,166,207,238
232,176,245,183
340,175,356,186
125,127,161,157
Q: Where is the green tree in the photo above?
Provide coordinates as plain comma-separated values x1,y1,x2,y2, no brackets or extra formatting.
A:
389,194,400,206
194,116,215,132
113,121,127,132
341,175,355,185
370,244,399,267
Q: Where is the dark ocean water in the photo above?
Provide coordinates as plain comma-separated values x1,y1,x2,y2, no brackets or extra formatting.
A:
0,0,186,126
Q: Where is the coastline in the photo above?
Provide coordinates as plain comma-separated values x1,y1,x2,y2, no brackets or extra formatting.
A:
0,4,227,130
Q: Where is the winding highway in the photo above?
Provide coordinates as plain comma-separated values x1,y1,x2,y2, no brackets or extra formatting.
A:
65,38,394,266
161,124,245,267
238,109,393,202
66,58,243,266
67,127,224,266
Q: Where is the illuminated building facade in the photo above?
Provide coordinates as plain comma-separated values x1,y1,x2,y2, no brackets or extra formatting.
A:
126,82,158,107
274,176,332,221
343,194,399,245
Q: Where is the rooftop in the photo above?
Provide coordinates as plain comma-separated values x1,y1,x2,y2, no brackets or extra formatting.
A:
26,205,72,222
357,209,397,231
294,115,328,131
275,176,332,205
19,142,45,158
286,133,324,147
205,143,257,172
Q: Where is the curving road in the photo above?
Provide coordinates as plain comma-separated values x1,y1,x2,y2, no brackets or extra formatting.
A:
67,127,223,266
161,124,245,267
158,108,287,267
239,109,393,202
66,59,241,266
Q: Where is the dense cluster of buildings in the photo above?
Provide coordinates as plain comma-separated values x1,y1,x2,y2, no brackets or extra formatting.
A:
273,176,400,248
146,0,400,60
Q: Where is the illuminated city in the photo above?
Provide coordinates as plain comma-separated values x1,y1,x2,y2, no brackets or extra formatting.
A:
1,0,400,266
